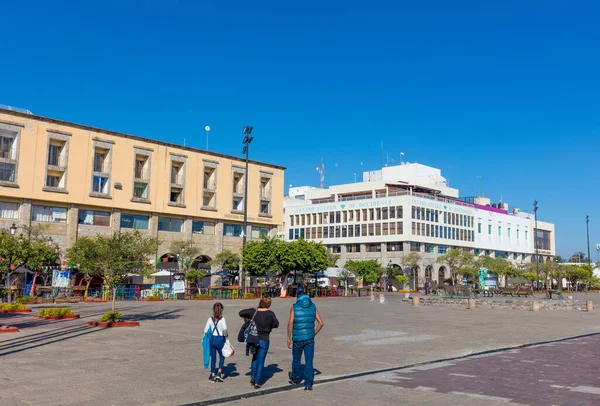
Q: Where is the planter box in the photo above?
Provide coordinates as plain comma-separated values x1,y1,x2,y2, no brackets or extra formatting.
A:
0,326,19,333
141,299,165,302
87,321,140,328
0,309,32,313
34,314,80,320
190,298,214,301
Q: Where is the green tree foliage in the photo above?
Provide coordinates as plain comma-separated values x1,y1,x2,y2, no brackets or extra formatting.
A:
344,260,383,284
66,237,102,298
185,269,207,290
436,249,475,285
210,249,241,273
401,252,421,288
335,268,354,296
0,225,59,302
327,252,341,267
563,265,593,290
242,238,329,277
168,239,201,270
67,231,158,312
479,256,520,287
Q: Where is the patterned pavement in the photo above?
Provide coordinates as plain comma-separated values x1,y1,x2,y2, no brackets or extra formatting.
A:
361,334,600,405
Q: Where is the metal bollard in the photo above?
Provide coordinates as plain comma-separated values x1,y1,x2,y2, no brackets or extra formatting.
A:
587,300,593,312
413,296,420,306
532,301,540,312
468,299,476,309
370,294,375,302
404,292,410,299
379,294,385,304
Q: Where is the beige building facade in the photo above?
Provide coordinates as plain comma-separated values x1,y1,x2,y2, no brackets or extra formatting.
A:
0,108,285,268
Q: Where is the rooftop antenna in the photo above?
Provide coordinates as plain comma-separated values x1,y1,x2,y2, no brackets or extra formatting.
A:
205,126,210,150
316,159,325,188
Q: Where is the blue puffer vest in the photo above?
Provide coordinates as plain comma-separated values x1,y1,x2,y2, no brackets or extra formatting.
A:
292,294,316,341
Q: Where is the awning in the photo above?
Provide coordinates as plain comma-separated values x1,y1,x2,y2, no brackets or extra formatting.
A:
155,261,179,272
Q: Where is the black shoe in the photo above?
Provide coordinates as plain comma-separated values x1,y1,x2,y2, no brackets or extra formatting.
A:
304,385,312,392
254,384,262,390
288,372,301,386
250,378,255,386
209,374,215,383
214,372,224,382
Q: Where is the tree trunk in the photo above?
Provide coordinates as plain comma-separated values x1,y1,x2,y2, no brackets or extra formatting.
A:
111,287,117,313
84,279,91,299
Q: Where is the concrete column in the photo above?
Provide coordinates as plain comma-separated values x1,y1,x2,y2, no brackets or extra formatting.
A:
19,200,32,229
359,243,366,260
111,208,121,234
184,216,193,241
66,204,79,249
412,296,420,306
216,220,224,253
587,300,593,312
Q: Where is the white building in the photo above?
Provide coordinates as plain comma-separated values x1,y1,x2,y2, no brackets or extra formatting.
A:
284,163,555,287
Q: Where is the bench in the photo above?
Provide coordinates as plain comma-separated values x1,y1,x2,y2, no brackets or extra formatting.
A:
500,285,519,297
547,290,564,300
516,286,534,297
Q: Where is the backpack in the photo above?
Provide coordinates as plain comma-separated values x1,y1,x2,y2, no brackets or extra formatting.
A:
238,309,259,345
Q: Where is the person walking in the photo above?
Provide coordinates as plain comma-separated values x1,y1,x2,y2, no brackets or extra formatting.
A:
239,296,279,389
203,302,228,383
287,286,324,392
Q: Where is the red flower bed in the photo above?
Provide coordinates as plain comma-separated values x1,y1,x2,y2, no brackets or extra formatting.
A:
0,326,19,333
87,321,140,328
34,315,80,320
190,298,214,301
0,309,32,313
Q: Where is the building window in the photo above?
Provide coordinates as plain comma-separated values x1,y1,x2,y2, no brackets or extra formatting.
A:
288,229,293,240
478,223,481,233
535,229,551,251
525,230,528,240
328,245,342,254
355,224,361,237
232,196,244,212
0,201,19,219
387,242,403,252
346,244,361,253
365,243,381,253
488,224,492,235
438,245,447,254
252,226,270,239
158,217,183,232
231,168,245,212
517,229,520,239
425,244,435,254
120,214,149,230
0,128,18,184
224,223,244,237
192,220,215,235
132,150,151,201
203,162,217,208
31,205,67,223
508,228,511,238
410,242,420,252
45,135,69,190
78,210,110,226
498,226,501,236
91,143,111,196
169,156,186,205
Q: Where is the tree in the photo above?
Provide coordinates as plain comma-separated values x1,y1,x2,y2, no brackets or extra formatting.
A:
0,226,59,303
436,249,474,285
344,260,382,284
67,231,158,312
335,268,354,296
168,240,201,271
480,256,520,287
401,252,421,289
66,237,102,299
395,274,409,290
564,265,592,291
210,250,241,273
185,269,207,292
327,252,341,267
242,237,282,276
554,255,566,263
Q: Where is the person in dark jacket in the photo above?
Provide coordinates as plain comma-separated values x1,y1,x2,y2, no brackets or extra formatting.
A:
287,286,324,392
239,296,279,389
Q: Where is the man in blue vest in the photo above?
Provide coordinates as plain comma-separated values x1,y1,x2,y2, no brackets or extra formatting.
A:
287,286,324,392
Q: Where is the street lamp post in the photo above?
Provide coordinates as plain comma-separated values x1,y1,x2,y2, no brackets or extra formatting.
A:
533,200,539,291
586,215,591,267
387,260,393,292
241,126,254,293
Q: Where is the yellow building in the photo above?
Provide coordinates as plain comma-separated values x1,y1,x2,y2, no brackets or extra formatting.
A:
0,107,284,269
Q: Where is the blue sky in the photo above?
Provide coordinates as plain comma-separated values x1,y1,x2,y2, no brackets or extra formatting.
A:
1,1,598,258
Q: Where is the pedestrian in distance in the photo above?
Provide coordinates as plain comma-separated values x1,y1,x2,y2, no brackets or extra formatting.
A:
288,286,324,392
239,296,280,389
204,302,228,383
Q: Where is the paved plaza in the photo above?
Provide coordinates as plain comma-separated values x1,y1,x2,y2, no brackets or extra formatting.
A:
1,294,600,405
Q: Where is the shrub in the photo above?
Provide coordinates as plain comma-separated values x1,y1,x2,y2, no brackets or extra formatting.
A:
242,293,255,299
0,303,27,311
100,312,122,322
145,295,162,300
16,296,38,304
196,293,211,299
38,308,75,317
